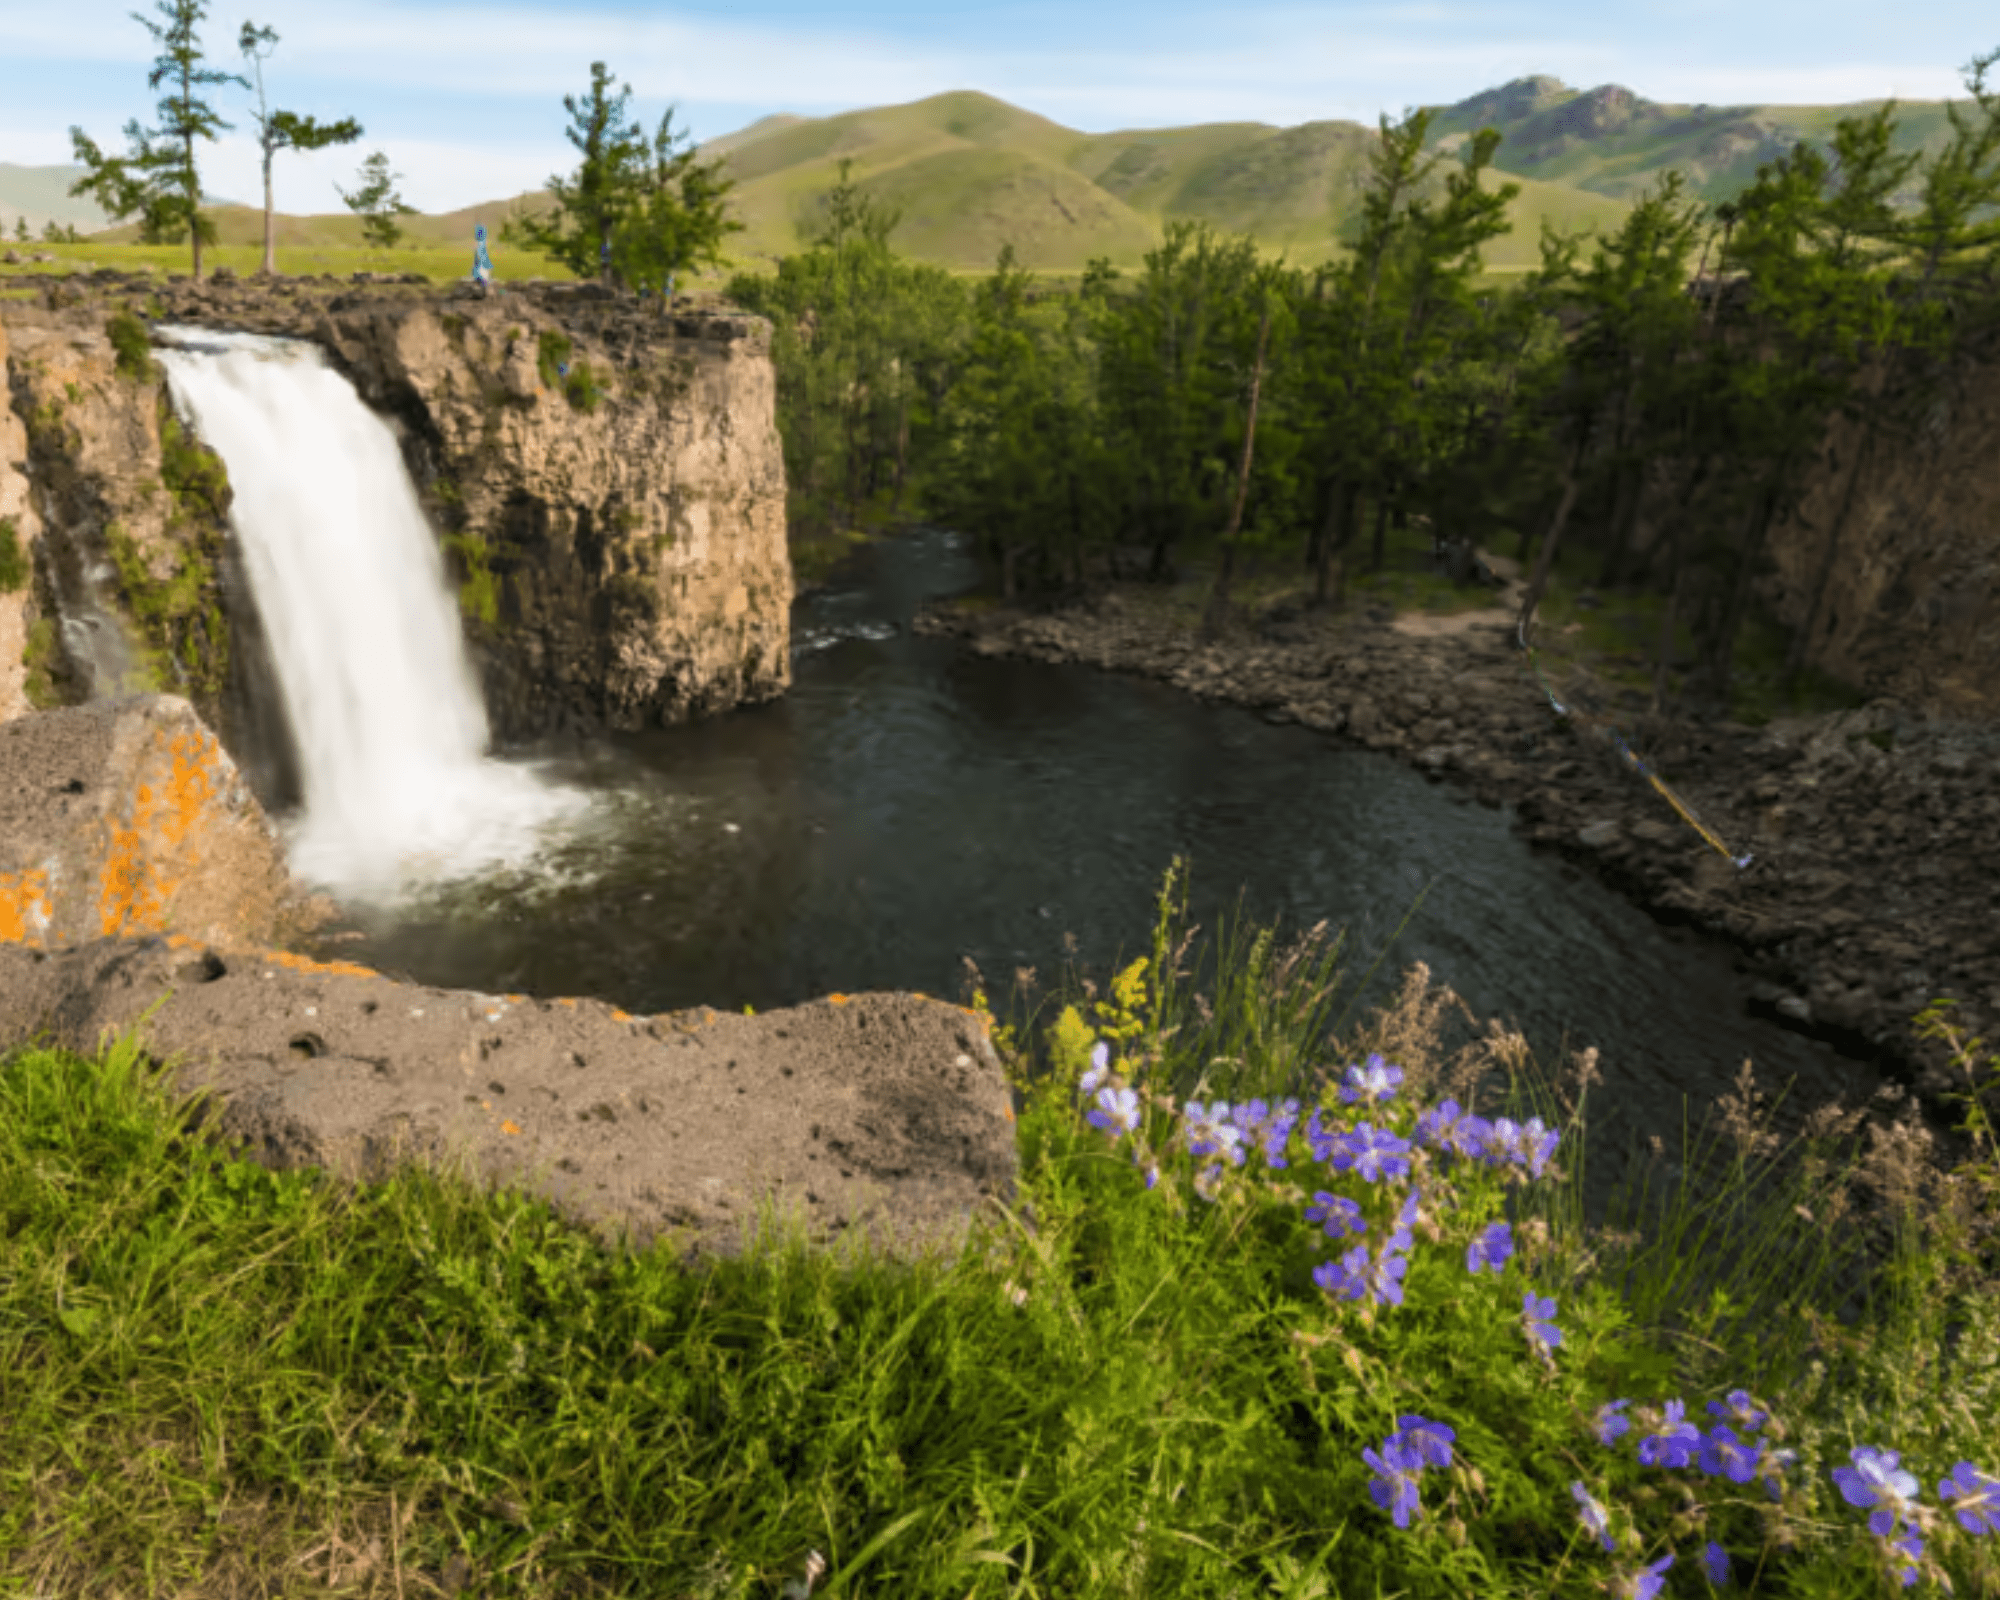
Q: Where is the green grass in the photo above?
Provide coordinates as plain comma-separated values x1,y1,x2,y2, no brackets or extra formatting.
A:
4,860,1997,1599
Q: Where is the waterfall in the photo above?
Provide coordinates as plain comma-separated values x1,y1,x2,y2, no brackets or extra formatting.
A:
155,326,587,901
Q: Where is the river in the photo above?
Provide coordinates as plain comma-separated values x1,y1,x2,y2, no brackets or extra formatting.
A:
284,524,1897,1232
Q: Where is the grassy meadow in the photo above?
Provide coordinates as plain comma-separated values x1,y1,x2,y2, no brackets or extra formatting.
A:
1,862,1996,1600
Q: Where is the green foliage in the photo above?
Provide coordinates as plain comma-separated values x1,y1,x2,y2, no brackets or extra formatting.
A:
157,399,231,523
106,309,155,380
536,329,573,389
442,531,499,627
501,62,646,281
562,357,604,413
66,0,246,276
238,21,362,273
21,616,62,708
104,519,227,700
0,516,29,594
336,151,417,250
611,106,746,296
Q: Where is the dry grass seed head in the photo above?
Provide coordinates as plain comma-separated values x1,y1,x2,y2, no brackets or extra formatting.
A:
1715,1057,1782,1165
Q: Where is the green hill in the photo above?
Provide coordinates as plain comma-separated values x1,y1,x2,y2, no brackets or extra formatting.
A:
1424,74,1966,207
9,75,1984,279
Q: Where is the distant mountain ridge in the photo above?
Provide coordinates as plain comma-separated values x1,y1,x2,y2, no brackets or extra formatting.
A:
2,75,1975,272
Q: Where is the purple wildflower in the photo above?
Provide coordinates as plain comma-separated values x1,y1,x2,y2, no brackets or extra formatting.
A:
1086,1083,1141,1139
1466,1220,1513,1276
1079,1041,1112,1096
1364,1436,1426,1529
1702,1540,1732,1585
1385,1187,1421,1253
1705,1389,1769,1434
1340,1052,1404,1107
1572,1481,1616,1552
1181,1100,1246,1167
1337,1123,1413,1185
1940,1461,2000,1535
1610,1553,1675,1600
1637,1402,1702,1469
1233,1097,1301,1168
1523,1291,1562,1355
1414,1098,1464,1149
1594,1398,1634,1447
1698,1425,1759,1485
1305,1191,1366,1242
1833,1445,1921,1538
1393,1415,1456,1470
1884,1528,1923,1589
1364,1248,1411,1308
1314,1243,1371,1303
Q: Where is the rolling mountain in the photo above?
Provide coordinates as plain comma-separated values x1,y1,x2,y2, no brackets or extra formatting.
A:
3,76,1980,275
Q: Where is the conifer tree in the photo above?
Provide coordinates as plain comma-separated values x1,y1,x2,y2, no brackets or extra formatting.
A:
337,152,418,251
68,0,246,279
503,62,646,282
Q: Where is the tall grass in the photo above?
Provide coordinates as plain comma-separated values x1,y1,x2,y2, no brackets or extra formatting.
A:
2,860,1995,1598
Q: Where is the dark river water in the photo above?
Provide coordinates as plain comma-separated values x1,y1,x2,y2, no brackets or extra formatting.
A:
296,525,1890,1226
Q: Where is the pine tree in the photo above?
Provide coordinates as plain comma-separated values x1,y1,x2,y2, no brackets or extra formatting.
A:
502,62,646,282
67,0,246,279
337,153,418,252
612,106,745,307
238,22,363,277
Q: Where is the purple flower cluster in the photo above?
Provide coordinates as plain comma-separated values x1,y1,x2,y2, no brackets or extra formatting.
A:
1364,1415,1455,1529
1071,1034,2000,1587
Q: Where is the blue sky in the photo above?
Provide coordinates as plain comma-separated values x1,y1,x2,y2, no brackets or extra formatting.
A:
1,0,1993,216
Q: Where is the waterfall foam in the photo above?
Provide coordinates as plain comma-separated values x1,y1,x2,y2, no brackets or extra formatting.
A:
155,326,589,901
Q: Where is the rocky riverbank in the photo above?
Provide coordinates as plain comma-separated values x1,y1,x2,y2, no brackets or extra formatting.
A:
914,571,2000,1115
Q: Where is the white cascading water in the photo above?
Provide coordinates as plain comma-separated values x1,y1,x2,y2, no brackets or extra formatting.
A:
155,326,588,900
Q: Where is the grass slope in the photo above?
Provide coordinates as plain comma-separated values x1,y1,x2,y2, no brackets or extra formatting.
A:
1423,76,1971,206
10,74,1985,281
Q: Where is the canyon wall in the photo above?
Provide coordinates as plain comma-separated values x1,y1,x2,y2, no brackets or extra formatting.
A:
1757,335,2000,722
0,273,793,771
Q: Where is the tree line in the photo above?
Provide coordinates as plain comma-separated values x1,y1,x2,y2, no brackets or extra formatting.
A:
723,48,2000,716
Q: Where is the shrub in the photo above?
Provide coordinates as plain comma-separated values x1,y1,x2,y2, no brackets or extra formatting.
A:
106,310,154,382
536,329,572,390
0,516,28,594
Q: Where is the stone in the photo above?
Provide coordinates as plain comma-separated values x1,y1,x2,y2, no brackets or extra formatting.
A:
0,695,328,953
0,935,1022,1276
1577,819,1622,849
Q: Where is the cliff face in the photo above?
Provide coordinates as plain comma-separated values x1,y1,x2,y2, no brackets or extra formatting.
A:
1760,337,2000,722
0,274,792,763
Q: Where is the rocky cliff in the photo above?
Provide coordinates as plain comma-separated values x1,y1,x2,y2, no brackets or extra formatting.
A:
0,271,792,770
1759,334,2000,722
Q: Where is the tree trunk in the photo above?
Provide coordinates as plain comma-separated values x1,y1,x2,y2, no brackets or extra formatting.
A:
1697,466,1789,716
1312,479,1359,607
1650,514,1684,717
187,132,203,281
1781,408,1880,695
1202,300,1273,640
260,152,277,277
891,391,910,514
1517,471,1583,634
1519,428,1590,567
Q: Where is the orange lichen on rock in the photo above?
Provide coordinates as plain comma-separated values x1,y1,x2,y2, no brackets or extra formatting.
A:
0,868,54,944
261,947,379,980
94,725,221,937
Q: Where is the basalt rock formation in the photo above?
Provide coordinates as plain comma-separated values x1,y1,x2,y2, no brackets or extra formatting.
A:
0,271,792,761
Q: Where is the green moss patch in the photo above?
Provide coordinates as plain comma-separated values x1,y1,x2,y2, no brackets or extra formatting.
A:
106,310,155,382
443,531,500,627
0,516,28,594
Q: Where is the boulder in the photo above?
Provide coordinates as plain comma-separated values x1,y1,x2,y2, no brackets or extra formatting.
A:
0,935,1022,1277
0,695,322,953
